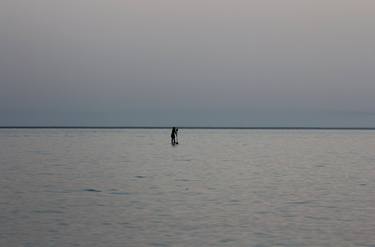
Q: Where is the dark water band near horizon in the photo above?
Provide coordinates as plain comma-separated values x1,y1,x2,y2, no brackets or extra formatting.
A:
1,129,375,246
1,126,375,130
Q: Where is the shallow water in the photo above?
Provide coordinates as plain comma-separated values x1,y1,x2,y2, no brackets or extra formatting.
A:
1,129,375,247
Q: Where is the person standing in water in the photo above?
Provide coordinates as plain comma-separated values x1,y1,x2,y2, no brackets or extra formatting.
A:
171,127,176,145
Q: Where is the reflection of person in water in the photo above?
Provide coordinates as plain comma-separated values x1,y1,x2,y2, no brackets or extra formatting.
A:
171,127,176,145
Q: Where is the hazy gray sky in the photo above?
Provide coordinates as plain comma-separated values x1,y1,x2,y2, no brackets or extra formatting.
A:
1,0,375,126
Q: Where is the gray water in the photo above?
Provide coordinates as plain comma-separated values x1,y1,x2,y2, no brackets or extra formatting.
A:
1,129,375,247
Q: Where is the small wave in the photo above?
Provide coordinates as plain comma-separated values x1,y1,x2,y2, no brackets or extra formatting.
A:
219,238,236,243
83,189,101,192
175,178,200,182
33,210,63,214
175,178,190,182
287,200,314,205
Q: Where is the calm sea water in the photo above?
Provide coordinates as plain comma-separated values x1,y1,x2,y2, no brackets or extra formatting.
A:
1,129,375,247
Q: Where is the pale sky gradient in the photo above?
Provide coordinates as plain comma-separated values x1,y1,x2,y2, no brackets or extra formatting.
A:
1,0,375,126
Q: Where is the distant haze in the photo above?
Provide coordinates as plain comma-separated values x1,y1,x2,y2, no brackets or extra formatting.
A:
1,0,375,127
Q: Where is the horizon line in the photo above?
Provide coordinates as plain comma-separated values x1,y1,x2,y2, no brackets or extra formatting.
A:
1,126,375,130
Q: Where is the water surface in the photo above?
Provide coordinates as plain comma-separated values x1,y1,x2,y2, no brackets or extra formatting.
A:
1,129,375,246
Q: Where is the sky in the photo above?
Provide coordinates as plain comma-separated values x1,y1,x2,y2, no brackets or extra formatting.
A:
1,0,375,127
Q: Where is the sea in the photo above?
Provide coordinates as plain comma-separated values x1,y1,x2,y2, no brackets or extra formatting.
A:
1,128,375,247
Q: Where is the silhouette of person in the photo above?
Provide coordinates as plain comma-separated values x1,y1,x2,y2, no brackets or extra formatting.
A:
171,127,176,145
